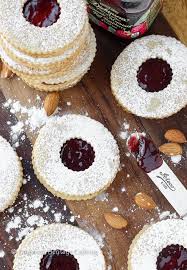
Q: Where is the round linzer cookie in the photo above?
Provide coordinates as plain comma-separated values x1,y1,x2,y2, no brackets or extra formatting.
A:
0,21,89,69
0,136,23,212
21,29,96,91
0,24,93,79
0,0,87,56
128,219,187,270
13,223,106,270
32,115,120,200
111,35,187,119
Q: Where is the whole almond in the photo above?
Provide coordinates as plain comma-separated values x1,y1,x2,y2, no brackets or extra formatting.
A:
159,143,182,156
0,63,14,79
44,92,60,116
104,212,128,229
135,192,157,210
164,129,186,144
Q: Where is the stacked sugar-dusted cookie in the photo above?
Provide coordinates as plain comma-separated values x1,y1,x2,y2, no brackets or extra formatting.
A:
0,0,96,91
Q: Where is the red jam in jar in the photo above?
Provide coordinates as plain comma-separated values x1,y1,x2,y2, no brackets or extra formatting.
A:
87,0,163,39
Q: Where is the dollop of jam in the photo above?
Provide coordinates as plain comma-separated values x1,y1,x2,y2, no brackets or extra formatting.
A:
137,58,173,92
127,134,163,173
157,245,187,270
23,0,61,27
60,139,95,172
40,250,79,270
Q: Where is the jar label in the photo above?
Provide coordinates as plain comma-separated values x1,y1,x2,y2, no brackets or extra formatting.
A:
87,0,163,39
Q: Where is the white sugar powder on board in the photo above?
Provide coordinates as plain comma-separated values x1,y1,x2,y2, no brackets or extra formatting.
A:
119,120,130,141
95,192,109,202
3,99,59,148
171,155,182,165
0,250,5,258
4,194,77,242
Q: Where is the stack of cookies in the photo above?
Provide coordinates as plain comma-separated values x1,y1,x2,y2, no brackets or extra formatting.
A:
0,0,96,91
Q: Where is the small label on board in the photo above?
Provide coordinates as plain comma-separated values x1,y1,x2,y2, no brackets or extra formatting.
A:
148,161,187,217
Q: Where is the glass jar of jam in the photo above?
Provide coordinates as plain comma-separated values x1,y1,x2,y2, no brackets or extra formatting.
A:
87,0,163,39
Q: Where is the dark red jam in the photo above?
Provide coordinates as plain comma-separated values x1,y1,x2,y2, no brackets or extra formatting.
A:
137,58,173,92
40,250,79,270
60,139,95,172
157,245,187,270
23,0,61,27
127,134,163,173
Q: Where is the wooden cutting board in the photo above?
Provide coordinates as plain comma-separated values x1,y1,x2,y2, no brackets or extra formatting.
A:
0,1,187,269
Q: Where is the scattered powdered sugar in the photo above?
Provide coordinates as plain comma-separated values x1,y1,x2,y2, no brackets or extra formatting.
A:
6,216,21,233
3,190,77,242
85,227,105,248
119,120,130,141
121,186,126,193
95,192,109,202
0,250,5,258
112,207,119,213
170,155,182,165
157,209,178,220
3,98,60,148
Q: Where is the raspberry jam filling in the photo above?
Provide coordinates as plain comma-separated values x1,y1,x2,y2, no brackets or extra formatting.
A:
127,134,163,173
137,58,173,92
40,250,79,270
60,139,95,172
156,245,187,270
23,0,61,27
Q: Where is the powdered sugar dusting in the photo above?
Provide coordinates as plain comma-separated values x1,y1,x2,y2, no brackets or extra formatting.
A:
129,219,187,269
171,155,182,165
13,224,106,270
33,115,120,198
0,136,22,212
111,35,187,118
0,250,5,258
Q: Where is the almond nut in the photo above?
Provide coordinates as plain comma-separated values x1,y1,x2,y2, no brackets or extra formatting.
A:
164,129,186,144
0,63,14,79
104,212,128,229
135,192,157,210
159,143,183,156
44,92,60,116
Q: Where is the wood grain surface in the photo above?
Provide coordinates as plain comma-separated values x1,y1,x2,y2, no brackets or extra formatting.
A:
0,2,187,270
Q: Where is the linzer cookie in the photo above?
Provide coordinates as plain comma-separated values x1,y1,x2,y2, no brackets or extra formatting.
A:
0,136,23,212
128,219,187,270
0,0,96,91
111,35,187,119
21,29,96,92
13,224,106,270
0,0,87,55
32,115,120,200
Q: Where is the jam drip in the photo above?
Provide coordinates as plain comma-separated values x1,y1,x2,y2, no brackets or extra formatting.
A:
127,134,163,173
137,58,173,92
23,0,61,27
60,139,95,172
157,245,187,270
40,250,79,270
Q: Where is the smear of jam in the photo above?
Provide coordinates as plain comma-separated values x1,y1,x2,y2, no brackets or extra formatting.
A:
137,58,173,92
40,250,79,270
157,245,187,270
60,139,95,172
23,0,61,27
127,134,163,173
